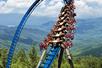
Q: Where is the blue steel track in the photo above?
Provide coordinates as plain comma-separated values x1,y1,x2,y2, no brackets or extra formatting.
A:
6,0,72,68
6,0,43,68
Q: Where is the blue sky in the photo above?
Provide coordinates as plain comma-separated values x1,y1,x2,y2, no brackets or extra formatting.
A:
0,0,102,18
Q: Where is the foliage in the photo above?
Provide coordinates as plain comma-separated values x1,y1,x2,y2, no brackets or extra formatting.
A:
51,56,102,68
0,46,102,68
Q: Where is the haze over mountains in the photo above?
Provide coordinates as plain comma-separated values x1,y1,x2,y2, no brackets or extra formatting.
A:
0,14,55,26
0,13,102,56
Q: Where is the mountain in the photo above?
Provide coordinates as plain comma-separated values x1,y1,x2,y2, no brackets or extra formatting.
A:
78,46,102,56
0,14,102,56
0,25,47,49
72,18,102,56
0,13,55,50
38,21,55,31
40,17,102,56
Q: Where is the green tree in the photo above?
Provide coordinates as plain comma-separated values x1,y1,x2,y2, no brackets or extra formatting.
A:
28,46,39,68
11,48,28,68
0,48,2,68
1,48,8,68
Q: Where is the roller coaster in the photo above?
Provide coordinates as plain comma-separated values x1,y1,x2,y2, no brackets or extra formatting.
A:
6,0,76,68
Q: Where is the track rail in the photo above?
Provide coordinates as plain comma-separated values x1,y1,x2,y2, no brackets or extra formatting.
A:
39,46,60,68
38,0,76,68
6,0,75,68
6,0,43,68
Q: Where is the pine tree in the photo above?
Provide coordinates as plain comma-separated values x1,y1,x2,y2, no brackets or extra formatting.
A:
12,48,28,68
28,46,38,68
17,49,27,62
0,48,3,68
2,48,8,68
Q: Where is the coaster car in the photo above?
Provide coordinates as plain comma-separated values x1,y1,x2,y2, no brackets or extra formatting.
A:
62,41,72,48
64,33,74,39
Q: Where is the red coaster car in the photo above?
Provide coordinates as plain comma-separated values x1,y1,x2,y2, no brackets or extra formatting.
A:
64,33,74,40
62,41,73,48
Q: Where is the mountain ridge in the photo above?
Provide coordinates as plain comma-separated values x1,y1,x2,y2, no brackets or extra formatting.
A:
0,15,102,56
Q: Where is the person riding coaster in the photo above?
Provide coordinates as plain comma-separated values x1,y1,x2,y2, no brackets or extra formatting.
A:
38,1,76,67
6,0,76,68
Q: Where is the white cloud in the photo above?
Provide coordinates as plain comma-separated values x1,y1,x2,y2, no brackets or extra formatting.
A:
0,0,35,13
75,0,102,18
0,1,6,9
0,0,102,18
35,0,63,17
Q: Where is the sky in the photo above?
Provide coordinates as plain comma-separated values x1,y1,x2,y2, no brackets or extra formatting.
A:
0,0,102,18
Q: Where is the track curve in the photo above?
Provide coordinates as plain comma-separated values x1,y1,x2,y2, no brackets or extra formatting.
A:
6,0,43,68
